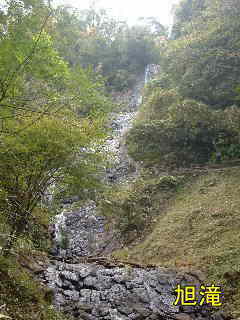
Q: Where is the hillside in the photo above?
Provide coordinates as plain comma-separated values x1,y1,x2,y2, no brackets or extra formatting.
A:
1,0,240,319
113,167,240,317
112,3,240,316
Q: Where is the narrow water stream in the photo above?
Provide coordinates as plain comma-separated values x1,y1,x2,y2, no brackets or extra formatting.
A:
52,72,146,259
40,66,223,320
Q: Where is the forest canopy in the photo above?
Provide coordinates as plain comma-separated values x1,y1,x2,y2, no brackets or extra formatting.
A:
127,0,240,167
0,0,162,252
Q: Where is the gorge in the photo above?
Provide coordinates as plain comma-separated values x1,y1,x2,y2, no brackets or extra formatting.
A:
39,67,225,320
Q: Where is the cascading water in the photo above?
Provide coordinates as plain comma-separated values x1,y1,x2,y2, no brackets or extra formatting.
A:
51,65,162,258
52,209,67,257
40,65,225,320
51,71,149,258
145,64,161,84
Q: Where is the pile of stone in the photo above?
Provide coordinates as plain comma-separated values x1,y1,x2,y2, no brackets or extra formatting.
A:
42,259,224,320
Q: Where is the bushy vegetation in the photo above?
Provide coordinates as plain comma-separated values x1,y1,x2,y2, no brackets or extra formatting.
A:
168,0,240,107
52,5,165,91
101,172,182,243
127,0,240,168
128,94,240,166
0,1,162,318
113,168,240,317
0,253,71,320
0,0,113,254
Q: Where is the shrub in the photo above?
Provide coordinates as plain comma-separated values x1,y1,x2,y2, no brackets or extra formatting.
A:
138,88,181,121
156,176,179,189
101,174,182,243
0,255,67,320
127,96,240,167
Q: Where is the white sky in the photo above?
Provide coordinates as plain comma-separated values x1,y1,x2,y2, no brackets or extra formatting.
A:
53,0,180,26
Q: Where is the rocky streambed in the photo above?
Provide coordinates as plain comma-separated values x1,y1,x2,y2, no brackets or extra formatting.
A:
41,258,222,320
41,67,226,320
50,75,145,260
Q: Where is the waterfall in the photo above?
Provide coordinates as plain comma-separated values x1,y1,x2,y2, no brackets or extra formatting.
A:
41,65,225,320
145,64,161,84
51,209,67,256
51,67,161,258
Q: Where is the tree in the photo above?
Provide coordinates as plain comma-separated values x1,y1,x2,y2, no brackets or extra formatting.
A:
0,112,104,253
0,0,58,126
127,95,240,167
171,0,206,39
164,0,240,108
0,0,112,254
51,5,162,91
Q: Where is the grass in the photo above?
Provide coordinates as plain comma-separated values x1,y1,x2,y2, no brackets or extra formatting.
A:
112,167,240,317
100,171,182,244
1,166,240,318
0,252,70,320
0,206,71,320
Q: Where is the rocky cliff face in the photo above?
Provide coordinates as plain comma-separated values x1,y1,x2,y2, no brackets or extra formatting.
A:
42,66,226,320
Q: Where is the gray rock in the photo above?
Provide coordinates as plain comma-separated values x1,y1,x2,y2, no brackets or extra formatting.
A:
79,266,96,279
117,304,134,316
79,289,92,304
84,276,97,288
42,71,224,320
92,304,110,317
63,290,79,301
42,262,222,320
60,271,79,282
94,275,113,290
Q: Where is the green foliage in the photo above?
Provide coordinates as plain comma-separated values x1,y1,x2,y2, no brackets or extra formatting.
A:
129,0,240,168
171,0,207,39
51,6,164,91
0,0,115,254
58,228,69,250
144,72,173,92
128,91,240,167
0,113,105,251
0,254,69,320
138,88,181,121
155,175,179,189
101,173,180,243
164,0,240,107
66,66,113,118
